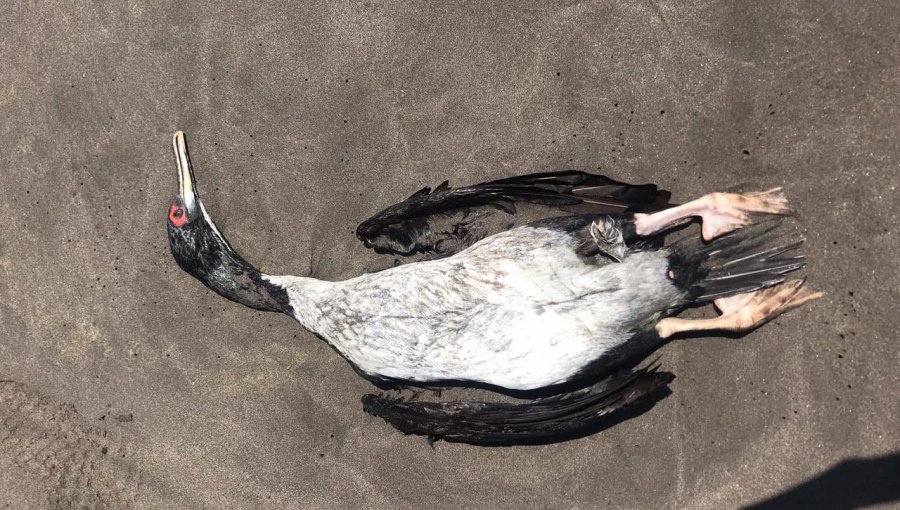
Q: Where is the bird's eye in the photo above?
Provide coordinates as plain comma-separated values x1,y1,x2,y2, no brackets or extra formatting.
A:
169,204,188,227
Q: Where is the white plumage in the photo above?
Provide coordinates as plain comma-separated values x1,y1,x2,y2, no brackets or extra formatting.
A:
267,225,679,390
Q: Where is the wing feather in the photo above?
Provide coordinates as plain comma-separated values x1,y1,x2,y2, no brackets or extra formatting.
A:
361,365,673,445
356,170,669,256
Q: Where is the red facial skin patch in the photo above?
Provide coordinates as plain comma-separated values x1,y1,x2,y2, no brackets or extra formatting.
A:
169,204,188,227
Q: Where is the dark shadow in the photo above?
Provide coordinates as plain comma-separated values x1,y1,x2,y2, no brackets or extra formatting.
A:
743,452,900,510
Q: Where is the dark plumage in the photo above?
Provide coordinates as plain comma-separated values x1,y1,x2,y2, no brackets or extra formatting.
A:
355,171,670,256
167,210,291,313
362,365,674,446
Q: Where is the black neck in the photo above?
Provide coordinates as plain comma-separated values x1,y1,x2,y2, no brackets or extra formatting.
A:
167,219,292,313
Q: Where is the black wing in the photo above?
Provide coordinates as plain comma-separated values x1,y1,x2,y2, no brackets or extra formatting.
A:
356,171,670,256
361,365,673,446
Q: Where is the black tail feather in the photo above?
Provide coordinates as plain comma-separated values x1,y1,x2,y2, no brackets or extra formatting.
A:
361,366,673,446
668,220,806,304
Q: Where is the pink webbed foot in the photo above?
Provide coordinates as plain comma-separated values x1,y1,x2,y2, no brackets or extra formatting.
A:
634,188,792,241
655,279,823,339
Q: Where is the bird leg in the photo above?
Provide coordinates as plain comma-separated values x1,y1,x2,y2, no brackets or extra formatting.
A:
633,188,792,241
655,279,822,339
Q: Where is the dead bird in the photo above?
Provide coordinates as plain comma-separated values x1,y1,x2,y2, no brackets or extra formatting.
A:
166,132,819,444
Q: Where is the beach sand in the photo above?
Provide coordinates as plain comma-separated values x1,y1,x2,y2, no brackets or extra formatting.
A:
1,2,897,508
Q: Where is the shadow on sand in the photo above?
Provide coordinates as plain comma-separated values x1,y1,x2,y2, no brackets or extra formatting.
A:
744,451,900,509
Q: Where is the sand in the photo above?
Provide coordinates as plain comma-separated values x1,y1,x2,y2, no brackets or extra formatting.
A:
1,1,898,508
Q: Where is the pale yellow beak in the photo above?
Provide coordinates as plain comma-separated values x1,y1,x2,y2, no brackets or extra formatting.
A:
172,131,197,203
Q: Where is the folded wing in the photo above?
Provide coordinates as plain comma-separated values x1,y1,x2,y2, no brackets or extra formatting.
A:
356,171,670,257
361,365,673,446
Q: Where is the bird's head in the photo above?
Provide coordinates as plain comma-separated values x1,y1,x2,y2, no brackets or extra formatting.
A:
166,131,231,278
166,131,289,313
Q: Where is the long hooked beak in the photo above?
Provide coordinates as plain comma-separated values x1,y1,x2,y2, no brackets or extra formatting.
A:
173,131,198,208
